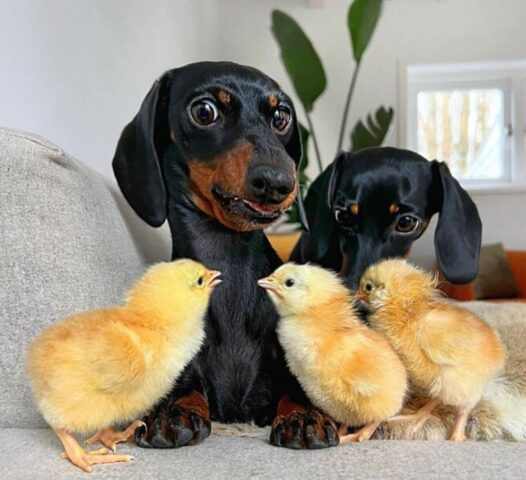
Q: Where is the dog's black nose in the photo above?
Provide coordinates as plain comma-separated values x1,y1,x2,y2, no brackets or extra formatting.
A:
247,165,295,204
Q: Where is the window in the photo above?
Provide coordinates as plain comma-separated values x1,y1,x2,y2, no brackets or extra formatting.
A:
402,61,526,191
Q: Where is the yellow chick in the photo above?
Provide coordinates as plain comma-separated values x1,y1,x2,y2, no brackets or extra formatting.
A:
359,258,506,441
27,259,221,472
258,263,407,443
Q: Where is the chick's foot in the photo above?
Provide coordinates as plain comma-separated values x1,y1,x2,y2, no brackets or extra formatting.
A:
449,407,469,441
340,421,381,444
55,428,134,473
85,419,145,451
135,391,211,448
271,406,339,449
387,398,441,433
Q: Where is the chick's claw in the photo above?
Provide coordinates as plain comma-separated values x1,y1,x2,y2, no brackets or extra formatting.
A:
270,410,339,449
55,428,134,473
85,419,145,451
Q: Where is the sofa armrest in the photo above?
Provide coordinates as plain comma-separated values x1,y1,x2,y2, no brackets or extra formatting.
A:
439,281,476,301
506,251,526,298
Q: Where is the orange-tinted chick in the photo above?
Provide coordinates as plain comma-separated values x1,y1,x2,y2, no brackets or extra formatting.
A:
27,259,221,472
359,258,506,441
258,263,407,443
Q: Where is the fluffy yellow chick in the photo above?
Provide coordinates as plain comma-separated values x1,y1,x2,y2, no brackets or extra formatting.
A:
27,259,221,472
258,263,407,443
359,258,506,441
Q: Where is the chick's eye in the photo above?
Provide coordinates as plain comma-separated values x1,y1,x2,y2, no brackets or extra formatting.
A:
271,106,291,134
285,278,295,288
197,275,204,287
395,215,419,234
189,99,219,127
365,282,373,292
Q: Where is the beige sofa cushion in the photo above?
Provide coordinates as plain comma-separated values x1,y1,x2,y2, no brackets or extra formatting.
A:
0,128,170,428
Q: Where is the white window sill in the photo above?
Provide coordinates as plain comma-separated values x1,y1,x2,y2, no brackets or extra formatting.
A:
464,184,526,195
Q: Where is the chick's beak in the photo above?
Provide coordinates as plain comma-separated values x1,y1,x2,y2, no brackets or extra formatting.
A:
353,290,367,302
257,276,282,297
206,270,223,288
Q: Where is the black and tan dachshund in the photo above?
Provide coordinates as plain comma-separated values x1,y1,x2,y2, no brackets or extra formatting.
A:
113,62,338,449
291,147,482,290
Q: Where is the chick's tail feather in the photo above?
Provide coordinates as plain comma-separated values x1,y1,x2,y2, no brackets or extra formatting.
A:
481,376,526,440
471,300,526,441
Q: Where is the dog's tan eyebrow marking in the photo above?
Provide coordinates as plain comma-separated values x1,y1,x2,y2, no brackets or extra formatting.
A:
268,94,279,108
389,203,400,214
350,204,359,215
218,90,231,105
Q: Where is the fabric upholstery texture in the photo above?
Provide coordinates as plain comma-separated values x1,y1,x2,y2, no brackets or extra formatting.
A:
0,128,170,428
2,428,525,480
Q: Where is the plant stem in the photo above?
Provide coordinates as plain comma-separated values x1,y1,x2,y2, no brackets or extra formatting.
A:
336,61,361,154
302,106,324,173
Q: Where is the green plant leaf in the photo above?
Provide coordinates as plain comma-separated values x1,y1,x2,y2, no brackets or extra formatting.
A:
347,0,383,64
298,122,310,186
285,123,311,226
271,10,327,112
350,106,394,151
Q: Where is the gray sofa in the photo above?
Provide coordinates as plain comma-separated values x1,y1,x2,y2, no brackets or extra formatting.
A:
1,127,524,479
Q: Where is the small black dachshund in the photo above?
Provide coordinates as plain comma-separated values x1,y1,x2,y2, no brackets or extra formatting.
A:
291,147,482,289
113,62,338,449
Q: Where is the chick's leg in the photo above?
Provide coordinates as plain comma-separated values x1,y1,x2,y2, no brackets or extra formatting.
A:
388,397,440,433
339,421,381,444
449,407,469,441
85,419,145,451
54,428,134,473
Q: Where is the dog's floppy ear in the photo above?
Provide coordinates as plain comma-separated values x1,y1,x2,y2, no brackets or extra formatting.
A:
285,110,309,231
112,72,173,227
304,152,347,261
433,161,482,284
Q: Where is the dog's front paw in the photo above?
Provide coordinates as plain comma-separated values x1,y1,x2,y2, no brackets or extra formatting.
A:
270,409,339,449
135,392,211,448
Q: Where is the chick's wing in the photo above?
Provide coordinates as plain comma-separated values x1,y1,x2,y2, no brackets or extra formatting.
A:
85,319,148,395
418,306,478,367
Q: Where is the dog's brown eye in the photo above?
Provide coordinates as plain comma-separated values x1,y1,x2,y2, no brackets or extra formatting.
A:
189,99,219,127
271,106,291,134
395,215,419,234
335,209,352,227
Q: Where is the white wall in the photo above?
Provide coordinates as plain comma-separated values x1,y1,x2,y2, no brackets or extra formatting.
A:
0,0,220,177
1,0,525,258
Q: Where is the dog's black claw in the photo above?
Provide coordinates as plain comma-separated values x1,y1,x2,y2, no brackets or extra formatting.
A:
134,424,151,448
287,413,304,449
189,412,211,445
324,420,339,447
270,417,286,447
169,411,194,447
168,405,211,447
270,409,339,449
305,412,330,449
151,432,174,448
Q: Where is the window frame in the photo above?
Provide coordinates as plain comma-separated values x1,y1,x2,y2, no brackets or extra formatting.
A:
400,60,526,194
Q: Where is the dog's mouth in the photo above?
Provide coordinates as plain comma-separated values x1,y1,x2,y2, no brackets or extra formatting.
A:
212,186,283,224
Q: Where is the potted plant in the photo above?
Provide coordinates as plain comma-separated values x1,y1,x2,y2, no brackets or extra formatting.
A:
267,0,394,260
